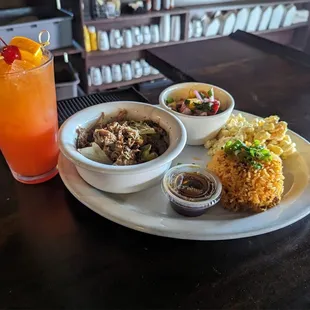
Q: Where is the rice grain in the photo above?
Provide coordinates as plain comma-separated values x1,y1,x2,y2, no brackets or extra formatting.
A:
208,150,284,213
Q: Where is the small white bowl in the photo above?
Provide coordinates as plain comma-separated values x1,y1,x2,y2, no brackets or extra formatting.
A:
58,101,187,194
159,82,235,145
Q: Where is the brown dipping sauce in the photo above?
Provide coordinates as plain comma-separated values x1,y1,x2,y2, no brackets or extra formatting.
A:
170,172,216,202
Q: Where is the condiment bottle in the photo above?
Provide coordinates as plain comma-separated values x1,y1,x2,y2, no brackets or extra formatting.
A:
112,0,121,16
145,0,152,11
90,67,103,86
88,26,98,51
83,26,91,52
106,1,116,17
163,0,170,10
153,0,161,11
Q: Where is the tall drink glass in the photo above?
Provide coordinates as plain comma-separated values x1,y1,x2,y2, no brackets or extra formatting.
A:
0,50,59,184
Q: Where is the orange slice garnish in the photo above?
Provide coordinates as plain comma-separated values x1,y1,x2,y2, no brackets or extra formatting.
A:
19,50,42,66
9,36,43,65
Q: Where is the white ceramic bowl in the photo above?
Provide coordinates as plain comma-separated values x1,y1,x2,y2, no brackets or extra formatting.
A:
58,101,187,194
159,82,235,145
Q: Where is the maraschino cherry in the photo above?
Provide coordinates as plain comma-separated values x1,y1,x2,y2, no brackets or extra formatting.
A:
0,37,21,65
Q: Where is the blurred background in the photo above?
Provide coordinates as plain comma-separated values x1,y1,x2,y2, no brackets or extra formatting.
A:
1,0,309,101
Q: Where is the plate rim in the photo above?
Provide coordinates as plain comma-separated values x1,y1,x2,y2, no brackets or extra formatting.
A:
58,110,310,240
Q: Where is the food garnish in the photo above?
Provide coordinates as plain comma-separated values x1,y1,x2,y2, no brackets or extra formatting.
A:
0,32,49,67
205,114,297,159
165,88,222,116
0,38,21,64
10,36,43,66
76,110,169,166
166,97,174,104
223,139,272,170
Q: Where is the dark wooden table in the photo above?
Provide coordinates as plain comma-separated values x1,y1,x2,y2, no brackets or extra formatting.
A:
1,33,310,310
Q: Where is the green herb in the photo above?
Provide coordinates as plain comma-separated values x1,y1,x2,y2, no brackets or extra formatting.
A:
223,139,272,169
185,99,191,105
199,91,206,99
195,101,212,112
207,88,214,98
253,162,263,170
166,97,174,104
140,144,158,162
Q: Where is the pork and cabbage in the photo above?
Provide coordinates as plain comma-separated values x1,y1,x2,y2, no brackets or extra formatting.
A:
76,110,169,166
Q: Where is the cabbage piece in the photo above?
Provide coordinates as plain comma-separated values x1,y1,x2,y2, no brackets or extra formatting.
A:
78,142,112,164
140,144,158,162
130,121,156,135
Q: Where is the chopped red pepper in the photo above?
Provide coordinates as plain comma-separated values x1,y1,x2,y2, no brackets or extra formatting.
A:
208,101,220,115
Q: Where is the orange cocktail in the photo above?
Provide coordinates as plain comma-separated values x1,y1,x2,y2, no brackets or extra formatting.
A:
0,37,59,184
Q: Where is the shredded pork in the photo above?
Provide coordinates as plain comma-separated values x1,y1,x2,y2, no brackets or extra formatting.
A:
76,110,169,166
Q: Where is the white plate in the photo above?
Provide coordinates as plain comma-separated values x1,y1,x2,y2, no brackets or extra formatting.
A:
58,111,310,240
